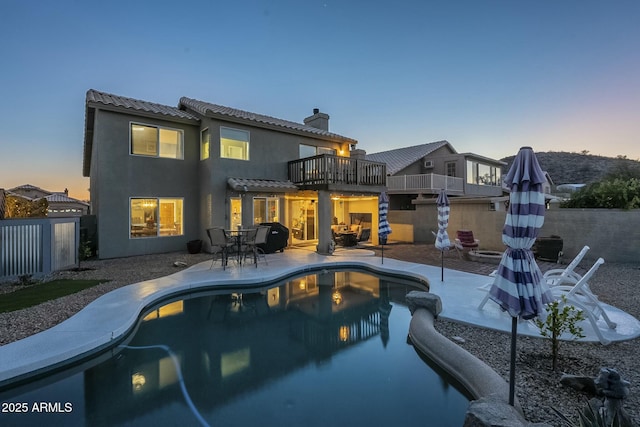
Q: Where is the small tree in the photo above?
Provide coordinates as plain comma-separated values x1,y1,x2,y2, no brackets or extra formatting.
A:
5,195,48,218
535,295,586,371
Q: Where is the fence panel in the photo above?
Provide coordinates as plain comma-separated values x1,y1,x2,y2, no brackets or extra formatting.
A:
0,218,78,280
52,221,77,271
0,223,42,277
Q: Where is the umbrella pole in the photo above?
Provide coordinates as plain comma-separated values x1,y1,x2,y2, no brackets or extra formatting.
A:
509,317,517,406
441,250,444,281
381,243,384,264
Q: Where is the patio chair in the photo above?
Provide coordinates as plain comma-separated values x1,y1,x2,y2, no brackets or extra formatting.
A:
543,245,590,287
548,258,616,343
207,227,234,270
358,228,371,242
454,230,479,258
244,225,270,267
240,228,258,265
332,229,344,247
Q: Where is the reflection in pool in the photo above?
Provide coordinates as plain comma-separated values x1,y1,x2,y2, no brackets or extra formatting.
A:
0,269,469,426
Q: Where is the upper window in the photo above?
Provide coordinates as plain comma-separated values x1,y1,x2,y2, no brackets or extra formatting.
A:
318,146,336,155
466,160,501,186
131,123,183,159
299,144,317,158
299,144,336,158
446,162,456,177
220,127,249,160
200,128,210,160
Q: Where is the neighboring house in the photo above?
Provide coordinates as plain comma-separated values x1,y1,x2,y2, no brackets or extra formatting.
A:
365,141,506,209
556,183,585,193
5,184,89,217
83,90,386,259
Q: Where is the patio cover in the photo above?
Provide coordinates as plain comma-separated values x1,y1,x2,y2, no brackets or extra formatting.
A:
227,178,299,193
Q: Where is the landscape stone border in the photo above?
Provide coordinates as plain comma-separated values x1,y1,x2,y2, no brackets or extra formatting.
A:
406,291,551,427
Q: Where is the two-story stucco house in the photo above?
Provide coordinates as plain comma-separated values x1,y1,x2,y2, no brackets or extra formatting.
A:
365,141,506,210
83,90,386,259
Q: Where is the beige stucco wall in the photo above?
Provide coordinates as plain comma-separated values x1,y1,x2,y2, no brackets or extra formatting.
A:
388,199,640,264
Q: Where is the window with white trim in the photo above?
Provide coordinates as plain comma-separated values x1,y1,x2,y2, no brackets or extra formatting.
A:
130,197,183,238
220,127,249,160
299,144,336,158
253,197,279,224
130,123,183,159
466,160,501,186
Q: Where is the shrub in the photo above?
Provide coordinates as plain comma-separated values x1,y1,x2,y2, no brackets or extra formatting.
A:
562,178,640,210
534,295,585,371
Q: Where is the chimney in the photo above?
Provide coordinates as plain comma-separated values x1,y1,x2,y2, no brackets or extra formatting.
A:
303,108,329,131
349,149,366,160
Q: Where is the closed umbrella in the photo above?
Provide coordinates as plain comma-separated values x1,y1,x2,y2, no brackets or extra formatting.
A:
488,146,554,406
434,189,451,281
378,192,392,264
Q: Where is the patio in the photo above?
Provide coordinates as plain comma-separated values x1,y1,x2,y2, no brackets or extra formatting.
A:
1,245,638,388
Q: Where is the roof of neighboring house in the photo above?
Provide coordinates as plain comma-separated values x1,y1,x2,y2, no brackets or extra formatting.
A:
45,193,89,206
179,97,357,143
460,152,507,166
8,184,51,196
365,141,454,175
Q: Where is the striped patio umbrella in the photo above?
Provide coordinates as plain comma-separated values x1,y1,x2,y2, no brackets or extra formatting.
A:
378,191,392,264
434,189,451,281
488,146,554,406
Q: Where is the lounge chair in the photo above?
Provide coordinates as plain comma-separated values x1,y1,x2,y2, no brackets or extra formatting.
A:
549,257,616,345
543,245,590,287
454,230,479,258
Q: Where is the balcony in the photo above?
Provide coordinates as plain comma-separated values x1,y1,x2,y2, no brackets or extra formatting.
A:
386,174,464,195
288,154,386,193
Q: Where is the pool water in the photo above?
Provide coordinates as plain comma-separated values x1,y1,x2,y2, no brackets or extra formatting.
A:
0,269,469,426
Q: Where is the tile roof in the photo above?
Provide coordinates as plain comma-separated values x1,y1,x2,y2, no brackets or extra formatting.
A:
227,178,299,193
45,193,89,205
365,141,454,175
8,184,51,195
179,97,357,143
86,90,200,122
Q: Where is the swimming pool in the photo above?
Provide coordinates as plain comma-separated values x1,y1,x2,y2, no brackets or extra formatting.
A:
0,269,469,426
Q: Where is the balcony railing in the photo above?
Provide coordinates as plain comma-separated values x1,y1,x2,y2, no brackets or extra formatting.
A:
386,174,464,194
288,154,386,188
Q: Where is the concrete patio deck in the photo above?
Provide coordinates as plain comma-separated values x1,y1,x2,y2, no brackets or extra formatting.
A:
1,247,639,388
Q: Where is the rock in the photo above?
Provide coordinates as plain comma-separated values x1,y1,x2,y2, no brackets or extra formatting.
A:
560,373,597,394
463,395,552,427
595,368,630,399
406,291,441,317
452,335,466,344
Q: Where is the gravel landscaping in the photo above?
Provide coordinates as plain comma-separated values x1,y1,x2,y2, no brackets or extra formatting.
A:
0,244,638,425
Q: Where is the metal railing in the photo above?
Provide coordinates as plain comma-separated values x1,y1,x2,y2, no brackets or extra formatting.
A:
0,218,79,280
288,154,386,187
386,174,464,193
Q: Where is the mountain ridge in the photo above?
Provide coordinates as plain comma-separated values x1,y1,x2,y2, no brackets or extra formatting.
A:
500,151,640,185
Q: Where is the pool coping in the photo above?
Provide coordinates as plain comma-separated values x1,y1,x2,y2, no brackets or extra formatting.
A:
0,252,434,389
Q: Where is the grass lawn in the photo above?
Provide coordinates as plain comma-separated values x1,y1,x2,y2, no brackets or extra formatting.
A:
0,279,108,313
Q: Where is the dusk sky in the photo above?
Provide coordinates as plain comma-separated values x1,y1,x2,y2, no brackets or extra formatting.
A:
1,0,639,200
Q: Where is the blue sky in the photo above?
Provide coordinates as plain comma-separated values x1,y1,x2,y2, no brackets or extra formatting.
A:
1,0,639,200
